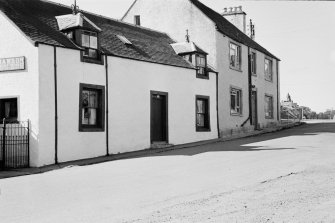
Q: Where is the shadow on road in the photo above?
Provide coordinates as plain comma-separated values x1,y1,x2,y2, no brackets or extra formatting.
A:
144,123,335,157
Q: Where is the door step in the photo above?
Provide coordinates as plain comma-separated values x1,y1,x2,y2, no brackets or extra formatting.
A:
151,142,174,149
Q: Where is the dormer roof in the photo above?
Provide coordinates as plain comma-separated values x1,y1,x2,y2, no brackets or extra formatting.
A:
170,41,208,55
55,12,101,32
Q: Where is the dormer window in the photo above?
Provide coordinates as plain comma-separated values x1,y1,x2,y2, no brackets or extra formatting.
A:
196,54,207,77
82,31,98,59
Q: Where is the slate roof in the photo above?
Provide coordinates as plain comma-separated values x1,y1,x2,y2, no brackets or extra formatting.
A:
190,0,280,61
0,0,194,69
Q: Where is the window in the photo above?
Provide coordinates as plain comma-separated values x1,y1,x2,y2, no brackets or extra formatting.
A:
134,15,141,26
196,96,210,131
265,95,274,119
230,88,242,115
0,98,18,123
229,42,241,70
195,54,207,78
251,51,256,75
265,58,273,81
82,31,98,59
79,84,105,132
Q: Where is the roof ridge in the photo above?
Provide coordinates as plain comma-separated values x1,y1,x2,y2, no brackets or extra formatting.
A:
40,0,171,38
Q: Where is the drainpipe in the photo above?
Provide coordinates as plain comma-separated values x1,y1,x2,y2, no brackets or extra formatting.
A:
105,54,109,156
215,72,220,138
276,60,280,121
53,46,58,164
241,47,252,127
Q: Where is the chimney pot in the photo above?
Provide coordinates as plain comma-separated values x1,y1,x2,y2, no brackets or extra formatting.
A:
229,7,233,12
239,6,242,11
223,8,227,13
234,7,238,12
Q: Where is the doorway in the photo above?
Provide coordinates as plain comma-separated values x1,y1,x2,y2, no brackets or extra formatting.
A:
150,91,168,143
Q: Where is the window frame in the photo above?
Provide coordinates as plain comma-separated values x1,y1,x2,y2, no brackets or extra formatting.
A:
79,30,104,65
195,95,211,132
195,53,209,79
134,15,141,26
229,41,242,71
0,97,19,123
264,57,273,82
250,50,257,76
265,94,274,119
79,83,105,132
230,87,243,116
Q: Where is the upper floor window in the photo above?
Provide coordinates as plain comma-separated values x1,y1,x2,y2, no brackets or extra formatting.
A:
134,15,141,26
195,54,208,78
265,58,273,81
230,88,242,115
251,51,256,75
0,98,18,123
82,31,98,59
230,42,241,70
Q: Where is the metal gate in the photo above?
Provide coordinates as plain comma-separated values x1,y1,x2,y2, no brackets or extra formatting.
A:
0,119,30,170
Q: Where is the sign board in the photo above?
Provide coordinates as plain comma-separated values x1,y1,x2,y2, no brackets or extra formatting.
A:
0,57,25,72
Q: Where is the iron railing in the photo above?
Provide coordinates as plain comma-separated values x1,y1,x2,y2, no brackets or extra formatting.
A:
0,119,30,170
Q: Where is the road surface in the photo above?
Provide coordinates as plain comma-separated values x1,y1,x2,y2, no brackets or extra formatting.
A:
0,121,334,222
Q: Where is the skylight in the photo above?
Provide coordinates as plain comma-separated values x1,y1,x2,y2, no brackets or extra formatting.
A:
117,35,132,45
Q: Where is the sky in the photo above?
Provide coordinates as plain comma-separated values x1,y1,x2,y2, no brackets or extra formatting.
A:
53,0,335,113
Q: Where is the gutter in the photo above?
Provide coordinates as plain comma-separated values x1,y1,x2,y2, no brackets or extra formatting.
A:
241,47,252,127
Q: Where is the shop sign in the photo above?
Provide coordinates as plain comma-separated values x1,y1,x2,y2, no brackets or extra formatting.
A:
0,57,25,72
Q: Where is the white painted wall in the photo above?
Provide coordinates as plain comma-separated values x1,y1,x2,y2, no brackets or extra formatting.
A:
122,0,218,68
108,57,218,153
252,51,280,127
0,12,40,167
37,44,217,165
123,0,280,134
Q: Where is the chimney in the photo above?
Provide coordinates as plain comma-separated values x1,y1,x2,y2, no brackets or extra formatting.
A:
221,6,247,34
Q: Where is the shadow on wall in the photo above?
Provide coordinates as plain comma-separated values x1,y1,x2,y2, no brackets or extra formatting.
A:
140,122,335,157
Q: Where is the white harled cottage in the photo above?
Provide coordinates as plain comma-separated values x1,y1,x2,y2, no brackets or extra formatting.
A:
0,0,218,167
122,0,281,136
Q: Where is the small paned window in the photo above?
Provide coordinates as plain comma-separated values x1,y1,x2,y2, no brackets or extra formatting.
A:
134,15,141,26
265,58,273,81
231,88,242,115
265,95,274,119
79,84,105,132
196,96,210,131
0,98,18,123
195,54,207,78
82,31,99,59
251,51,256,75
230,42,241,70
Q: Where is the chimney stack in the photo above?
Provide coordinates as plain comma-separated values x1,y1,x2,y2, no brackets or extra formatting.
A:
222,6,247,34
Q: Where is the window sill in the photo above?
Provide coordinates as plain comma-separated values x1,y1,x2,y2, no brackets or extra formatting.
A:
79,127,105,132
229,66,242,72
196,127,211,132
265,117,274,120
230,112,243,117
196,74,209,79
265,78,273,83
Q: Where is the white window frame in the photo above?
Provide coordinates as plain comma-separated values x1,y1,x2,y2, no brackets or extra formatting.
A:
229,42,242,71
265,94,274,119
265,57,273,82
230,87,242,115
251,51,257,75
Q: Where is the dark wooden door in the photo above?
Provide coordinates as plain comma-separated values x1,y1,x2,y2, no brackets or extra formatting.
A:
151,93,167,143
251,90,258,127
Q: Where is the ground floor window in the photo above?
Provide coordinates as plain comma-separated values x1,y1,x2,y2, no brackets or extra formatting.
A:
230,88,242,115
0,98,18,123
79,83,105,132
265,95,274,119
196,95,210,131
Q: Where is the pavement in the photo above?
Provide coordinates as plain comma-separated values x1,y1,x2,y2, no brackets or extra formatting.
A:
0,120,334,222
0,121,303,179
